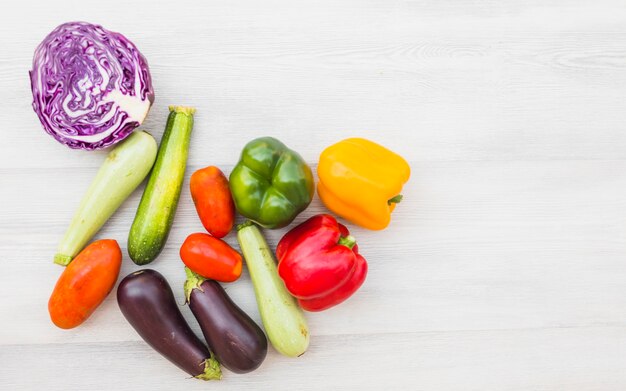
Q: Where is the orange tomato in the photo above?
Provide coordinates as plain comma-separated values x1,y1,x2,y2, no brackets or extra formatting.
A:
180,233,242,282
190,166,235,238
48,239,122,329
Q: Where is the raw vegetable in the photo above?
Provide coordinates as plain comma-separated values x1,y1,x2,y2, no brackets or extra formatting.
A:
276,214,368,312
54,131,157,265
117,269,221,380
180,233,243,283
30,21,154,150
128,106,195,265
236,221,309,357
184,268,268,373
229,137,314,229
190,166,235,238
317,138,411,230
49,239,122,329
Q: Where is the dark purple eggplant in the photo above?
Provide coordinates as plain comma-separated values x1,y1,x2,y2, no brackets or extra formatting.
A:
117,269,221,380
184,267,268,373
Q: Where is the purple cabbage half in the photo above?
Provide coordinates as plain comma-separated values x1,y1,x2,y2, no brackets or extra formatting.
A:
30,22,155,150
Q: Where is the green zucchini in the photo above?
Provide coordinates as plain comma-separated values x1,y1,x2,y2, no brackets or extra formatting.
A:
54,131,158,266
128,106,195,265
236,221,310,357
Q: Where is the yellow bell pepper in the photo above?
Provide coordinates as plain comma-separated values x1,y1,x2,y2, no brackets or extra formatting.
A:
317,138,410,230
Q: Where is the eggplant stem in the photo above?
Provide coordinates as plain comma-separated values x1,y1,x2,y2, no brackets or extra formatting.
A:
183,267,205,303
195,351,222,381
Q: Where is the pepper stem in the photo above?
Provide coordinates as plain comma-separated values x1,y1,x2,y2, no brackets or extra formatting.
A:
388,194,403,205
338,235,357,249
183,267,206,303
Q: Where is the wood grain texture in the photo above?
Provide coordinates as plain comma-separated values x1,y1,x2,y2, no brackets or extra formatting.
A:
2,1,626,390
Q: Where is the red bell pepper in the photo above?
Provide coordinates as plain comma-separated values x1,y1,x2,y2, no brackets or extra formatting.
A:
276,214,368,312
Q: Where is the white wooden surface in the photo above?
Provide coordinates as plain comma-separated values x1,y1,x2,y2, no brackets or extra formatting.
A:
2,1,626,389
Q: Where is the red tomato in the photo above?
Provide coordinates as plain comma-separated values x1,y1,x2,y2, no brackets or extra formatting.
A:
180,233,242,282
48,239,122,329
190,166,235,238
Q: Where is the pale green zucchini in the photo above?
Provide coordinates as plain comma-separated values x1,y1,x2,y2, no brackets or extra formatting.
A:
237,221,310,357
54,131,158,265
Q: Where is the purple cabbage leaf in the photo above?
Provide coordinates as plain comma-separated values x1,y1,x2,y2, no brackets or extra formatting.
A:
30,22,155,150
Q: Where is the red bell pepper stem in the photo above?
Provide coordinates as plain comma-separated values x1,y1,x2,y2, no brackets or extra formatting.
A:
337,235,356,250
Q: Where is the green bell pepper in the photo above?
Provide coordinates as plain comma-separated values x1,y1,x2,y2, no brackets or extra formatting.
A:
229,137,314,229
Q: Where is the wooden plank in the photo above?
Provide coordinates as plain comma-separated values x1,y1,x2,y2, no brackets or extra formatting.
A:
2,328,626,390
2,0,626,389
